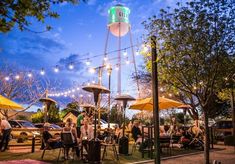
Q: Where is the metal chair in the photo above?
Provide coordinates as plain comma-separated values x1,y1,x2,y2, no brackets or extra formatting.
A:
61,132,77,160
41,138,62,162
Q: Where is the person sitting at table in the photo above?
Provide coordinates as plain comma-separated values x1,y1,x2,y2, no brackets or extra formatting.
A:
0,117,12,152
62,118,78,159
42,123,62,149
80,118,94,160
131,120,142,143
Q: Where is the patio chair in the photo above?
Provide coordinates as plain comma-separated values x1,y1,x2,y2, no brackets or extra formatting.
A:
159,137,171,155
61,132,78,160
41,138,62,162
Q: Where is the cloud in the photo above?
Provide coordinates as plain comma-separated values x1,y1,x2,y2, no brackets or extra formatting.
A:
87,0,97,5
58,54,85,72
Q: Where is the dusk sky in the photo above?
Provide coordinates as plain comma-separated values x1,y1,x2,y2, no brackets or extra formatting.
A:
0,0,186,110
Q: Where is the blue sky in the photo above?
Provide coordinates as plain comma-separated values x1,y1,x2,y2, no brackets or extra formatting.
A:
0,0,186,110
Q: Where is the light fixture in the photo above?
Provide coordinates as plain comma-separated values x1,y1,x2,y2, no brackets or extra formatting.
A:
15,75,20,80
85,59,91,66
135,49,139,56
115,65,119,71
104,56,108,61
123,49,127,56
89,68,96,74
27,72,32,78
76,87,80,90
40,68,45,75
125,58,130,64
5,76,10,81
68,63,74,70
54,66,59,73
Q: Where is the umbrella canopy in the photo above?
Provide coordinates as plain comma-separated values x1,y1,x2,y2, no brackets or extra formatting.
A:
0,95,24,110
129,97,185,111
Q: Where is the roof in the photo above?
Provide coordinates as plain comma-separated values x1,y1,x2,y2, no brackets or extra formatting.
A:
63,110,80,118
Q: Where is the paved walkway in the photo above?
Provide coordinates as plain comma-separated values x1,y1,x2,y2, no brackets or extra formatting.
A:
137,145,235,164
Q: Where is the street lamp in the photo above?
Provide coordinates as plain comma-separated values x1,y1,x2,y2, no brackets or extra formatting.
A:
115,94,135,155
82,84,110,163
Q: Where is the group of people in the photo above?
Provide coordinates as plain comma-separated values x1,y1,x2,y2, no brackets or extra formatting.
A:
42,110,94,160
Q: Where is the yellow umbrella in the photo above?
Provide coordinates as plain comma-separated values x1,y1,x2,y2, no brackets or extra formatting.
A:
129,97,185,111
0,95,24,110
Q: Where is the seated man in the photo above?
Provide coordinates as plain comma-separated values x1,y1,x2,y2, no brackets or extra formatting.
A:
43,123,62,149
131,120,142,143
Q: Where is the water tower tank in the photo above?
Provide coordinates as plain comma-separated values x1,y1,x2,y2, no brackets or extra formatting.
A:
108,4,130,37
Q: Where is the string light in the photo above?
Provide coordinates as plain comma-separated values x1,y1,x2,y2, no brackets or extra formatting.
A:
5,76,10,81
40,68,45,75
123,49,127,56
125,58,130,65
89,68,96,74
135,49,139,56
54,66,59,73
27,72,32,78
68,63,74,70
85,59,91,66
115,65,119,71
76,87,80,90
15,75,20,80
92,80,95,84
169,93,172,97
104,56,108,61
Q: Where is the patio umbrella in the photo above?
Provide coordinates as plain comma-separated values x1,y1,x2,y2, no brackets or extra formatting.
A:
0,95,24,110
129,97,185,111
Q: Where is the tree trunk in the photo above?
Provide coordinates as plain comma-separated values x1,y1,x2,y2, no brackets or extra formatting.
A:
204,111,210,164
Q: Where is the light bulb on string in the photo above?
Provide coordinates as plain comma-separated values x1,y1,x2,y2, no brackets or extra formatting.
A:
72,89,75,92
54,66,59,73
40,68,45,75
123,49,127,56
15,75,20,80
92,80,95,84
104,56,108,61
89,68,96,74
135,49,140,56
68,63,74,70
27,72,32,78
5,76,10,81
125,58,130,65
115,65,119,71
85,59,91,66
76,87,80,91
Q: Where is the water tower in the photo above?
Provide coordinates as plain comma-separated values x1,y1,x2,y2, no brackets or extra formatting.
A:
103,4,139,97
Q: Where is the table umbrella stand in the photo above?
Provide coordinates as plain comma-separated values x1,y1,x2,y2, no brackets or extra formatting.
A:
115,94,135,155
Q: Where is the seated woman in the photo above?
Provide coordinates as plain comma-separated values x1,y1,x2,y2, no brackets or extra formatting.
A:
42,123,62,149
131,120,142,143
62,118,78,159
80,118,94,159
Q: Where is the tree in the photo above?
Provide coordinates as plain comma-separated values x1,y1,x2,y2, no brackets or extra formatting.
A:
48,103,61,123
0,0,87,33
60,101,80,118
0,64,46,119
142,0,235,163
31,109,44,123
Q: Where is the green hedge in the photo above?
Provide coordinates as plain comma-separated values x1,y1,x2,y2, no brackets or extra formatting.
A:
224,135,235,146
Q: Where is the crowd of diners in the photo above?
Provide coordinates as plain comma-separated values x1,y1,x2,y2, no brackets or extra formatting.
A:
1,112,204,160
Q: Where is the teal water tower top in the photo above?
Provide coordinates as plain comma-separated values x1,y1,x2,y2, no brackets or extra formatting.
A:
108,4,131,37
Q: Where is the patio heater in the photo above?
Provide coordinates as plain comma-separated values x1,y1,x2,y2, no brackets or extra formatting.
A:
39,90,56,122
82,84,110,163
115,94,135,155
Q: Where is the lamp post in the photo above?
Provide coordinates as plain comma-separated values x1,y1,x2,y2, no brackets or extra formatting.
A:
107,66,112,129
151,35,161,164
82,84,110,163
115,94,135,155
